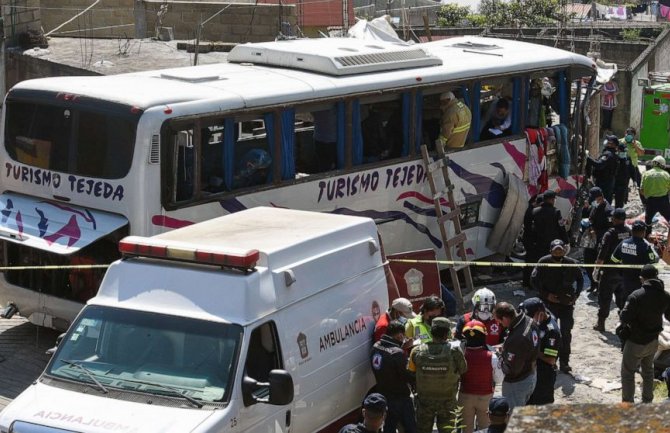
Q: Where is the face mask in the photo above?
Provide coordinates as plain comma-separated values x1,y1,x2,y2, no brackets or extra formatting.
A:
477,311,492,321
625,135,633,143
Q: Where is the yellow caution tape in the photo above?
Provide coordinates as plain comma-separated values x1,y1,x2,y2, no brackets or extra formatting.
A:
388,259,670,271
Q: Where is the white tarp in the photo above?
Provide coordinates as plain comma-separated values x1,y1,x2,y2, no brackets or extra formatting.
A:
595,58,618,84
348,16,409,44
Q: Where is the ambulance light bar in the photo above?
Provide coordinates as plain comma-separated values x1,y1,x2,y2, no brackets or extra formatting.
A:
118,236,259,270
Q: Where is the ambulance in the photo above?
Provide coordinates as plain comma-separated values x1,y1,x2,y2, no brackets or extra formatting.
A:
0,208,391,433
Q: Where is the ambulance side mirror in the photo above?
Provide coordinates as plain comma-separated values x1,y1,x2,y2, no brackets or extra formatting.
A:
46,333,66,356
242,369,294,406
268,369,294,406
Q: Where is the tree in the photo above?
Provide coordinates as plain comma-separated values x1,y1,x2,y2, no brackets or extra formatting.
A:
437,3,472,27
476,0,573,27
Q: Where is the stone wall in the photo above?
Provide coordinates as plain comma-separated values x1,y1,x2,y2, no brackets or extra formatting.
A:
142,0,296,43
40,0,136,38
507,403,670,433
2,0,42,41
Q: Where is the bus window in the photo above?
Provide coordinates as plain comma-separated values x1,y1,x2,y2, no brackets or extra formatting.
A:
234,114,273,189
4,97,139,179
201,124,227,193
294,110,316,174
169,127,195,202
292,104,340,174
527,77,558,129
421,92,440,150
420,88,470,151
311,106,339,172
359,95,403,163
478,79,514,141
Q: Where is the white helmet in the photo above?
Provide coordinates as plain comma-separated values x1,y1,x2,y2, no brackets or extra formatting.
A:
652,155,666,168
472,288,496,321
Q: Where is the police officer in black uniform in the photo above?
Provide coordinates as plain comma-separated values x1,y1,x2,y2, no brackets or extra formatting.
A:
531,239,582,373
588,187,613,249
587,135,619,203
523,194,543,288
520,298,562,405
528,190,568,261
613,142,631,207
370,320,416,433
611,220,659,309
593,208,631,332
339,393,387,433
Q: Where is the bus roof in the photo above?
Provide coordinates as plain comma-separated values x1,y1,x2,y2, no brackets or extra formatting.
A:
11,36,596,111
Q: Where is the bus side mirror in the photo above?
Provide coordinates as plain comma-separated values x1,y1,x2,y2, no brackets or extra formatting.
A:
242,369,294,406
46,333,66,356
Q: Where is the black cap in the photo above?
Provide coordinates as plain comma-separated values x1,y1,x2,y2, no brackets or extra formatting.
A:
632,220,647,231
362,393,387,413
550,239,566,251
519,297,546,317
489,396,510,416
589,187,603,200
640,264,658,279
612,208,627,220
543,190,556,199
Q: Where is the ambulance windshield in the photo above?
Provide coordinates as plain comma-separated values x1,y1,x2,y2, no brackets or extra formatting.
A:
46,306,241,406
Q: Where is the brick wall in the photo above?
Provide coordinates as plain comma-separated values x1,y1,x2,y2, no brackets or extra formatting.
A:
40,0,136,38
143,1,296,43
2,0,42,41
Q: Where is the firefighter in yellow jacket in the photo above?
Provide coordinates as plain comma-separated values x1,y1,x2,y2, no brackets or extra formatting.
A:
436,91,472,150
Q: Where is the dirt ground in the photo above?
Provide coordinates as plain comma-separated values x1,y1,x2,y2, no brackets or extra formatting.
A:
475,184,668,404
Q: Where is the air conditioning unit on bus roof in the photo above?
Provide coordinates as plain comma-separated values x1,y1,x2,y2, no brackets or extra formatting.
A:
227,38,443,76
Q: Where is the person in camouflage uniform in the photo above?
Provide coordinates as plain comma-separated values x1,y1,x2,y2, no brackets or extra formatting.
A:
408,317,467,433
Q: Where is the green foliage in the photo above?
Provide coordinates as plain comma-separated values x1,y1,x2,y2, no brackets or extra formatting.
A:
466,14,488,27
476,0,573,27
449,406,466,433
653,380,667,402
437,3,472,27
620,28,641,41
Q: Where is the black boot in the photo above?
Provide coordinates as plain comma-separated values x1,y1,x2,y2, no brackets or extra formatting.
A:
593,317,605,332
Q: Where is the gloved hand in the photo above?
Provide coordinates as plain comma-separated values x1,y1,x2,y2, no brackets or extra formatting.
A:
592,268,600,283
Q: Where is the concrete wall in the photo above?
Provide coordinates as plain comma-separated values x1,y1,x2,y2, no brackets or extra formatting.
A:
40,0,135,38
2,0,42,41
143,0,296,42
651,28,670,72
630,64,648,131
38,0,296,42
5,50,99,91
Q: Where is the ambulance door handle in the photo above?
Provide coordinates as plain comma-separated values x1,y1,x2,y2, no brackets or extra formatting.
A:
285,410,291,427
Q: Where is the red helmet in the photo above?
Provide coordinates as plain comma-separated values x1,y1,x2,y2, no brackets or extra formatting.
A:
462,320,487,338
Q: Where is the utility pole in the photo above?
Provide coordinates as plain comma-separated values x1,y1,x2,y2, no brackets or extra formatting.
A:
342,0,349,35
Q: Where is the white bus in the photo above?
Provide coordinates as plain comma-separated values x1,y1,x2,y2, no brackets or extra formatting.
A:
0,36,596,330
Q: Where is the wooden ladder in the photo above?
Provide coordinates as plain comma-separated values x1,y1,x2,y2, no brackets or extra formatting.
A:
420,144,474,307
